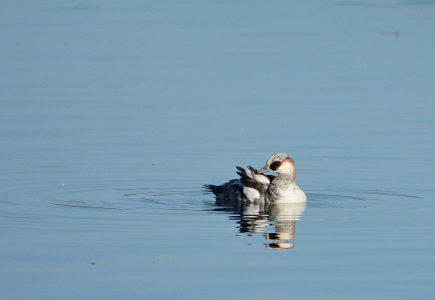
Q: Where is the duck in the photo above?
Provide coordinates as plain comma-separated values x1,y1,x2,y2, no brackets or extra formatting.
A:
204,153,306,203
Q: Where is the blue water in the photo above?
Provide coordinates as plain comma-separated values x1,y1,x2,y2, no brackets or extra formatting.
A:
1,1,435,299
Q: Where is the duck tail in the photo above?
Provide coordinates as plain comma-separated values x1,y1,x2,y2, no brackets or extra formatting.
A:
203,184,221,194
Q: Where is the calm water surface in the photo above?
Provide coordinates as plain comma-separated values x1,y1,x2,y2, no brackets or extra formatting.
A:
1,1,435,299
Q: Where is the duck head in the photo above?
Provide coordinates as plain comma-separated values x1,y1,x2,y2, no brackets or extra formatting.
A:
257,153,296,179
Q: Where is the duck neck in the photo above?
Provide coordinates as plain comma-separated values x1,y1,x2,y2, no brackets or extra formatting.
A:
276,173,295,183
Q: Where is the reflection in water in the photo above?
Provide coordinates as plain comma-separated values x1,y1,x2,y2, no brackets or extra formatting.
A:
122,186,307,250
214,196,306,251
266,202,306,250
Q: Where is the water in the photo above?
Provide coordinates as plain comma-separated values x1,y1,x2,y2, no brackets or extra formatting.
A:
1,1,435,299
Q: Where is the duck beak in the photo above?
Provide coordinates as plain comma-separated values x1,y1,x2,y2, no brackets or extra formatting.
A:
257,166,271,174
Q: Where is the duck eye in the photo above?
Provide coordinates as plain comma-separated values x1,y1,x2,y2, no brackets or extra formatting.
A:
270,161,281,171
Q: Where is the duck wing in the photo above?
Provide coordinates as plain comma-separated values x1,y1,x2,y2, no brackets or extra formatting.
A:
203,166,273,204
236,165,272,198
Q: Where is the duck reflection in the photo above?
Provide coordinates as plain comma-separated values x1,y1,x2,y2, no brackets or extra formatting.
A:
204,153,307,250
213,197,306,251
265,202,305,250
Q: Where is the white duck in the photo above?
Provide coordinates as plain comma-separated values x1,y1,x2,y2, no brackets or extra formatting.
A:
205,153,306,203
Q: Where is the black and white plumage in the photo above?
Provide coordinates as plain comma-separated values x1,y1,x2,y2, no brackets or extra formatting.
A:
204,153,306,203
